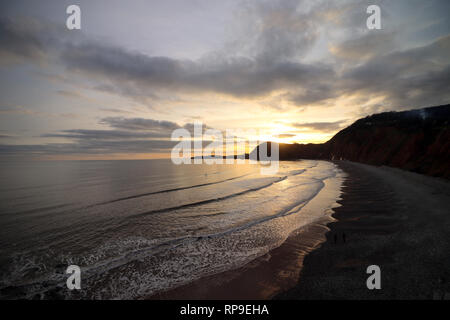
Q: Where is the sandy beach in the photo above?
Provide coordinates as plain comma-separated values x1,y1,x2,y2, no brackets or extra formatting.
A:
150,161,450,300
278,161,450,299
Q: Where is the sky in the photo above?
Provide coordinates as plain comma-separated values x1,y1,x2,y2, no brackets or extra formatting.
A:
0,0,449,159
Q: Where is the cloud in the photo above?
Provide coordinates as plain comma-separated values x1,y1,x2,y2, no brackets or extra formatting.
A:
42,129,169,140
6,116,182,156
274,133,296,138
0,18,47,64
56,90,85,99
0,105,38,115
99,108,133,114
228,0,322,62
283,83,339,105
0,14,335,106
291,120,347,132
330,32,397,62
0,140,178,156
1,4,448,113
4,116,212,157
340,35,450,109
99,117,180,132
60,40,335,101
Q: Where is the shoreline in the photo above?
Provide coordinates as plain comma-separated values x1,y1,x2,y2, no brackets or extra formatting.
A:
147,162,344,300
148,216,335,300
148,161,450,299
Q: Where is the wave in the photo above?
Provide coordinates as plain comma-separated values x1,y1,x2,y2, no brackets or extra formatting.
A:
1,173,252,221
0,177,324,299
0,203,72,217
287,169,306,176
86,174,251,208
123,176,288,219
0,160,341,299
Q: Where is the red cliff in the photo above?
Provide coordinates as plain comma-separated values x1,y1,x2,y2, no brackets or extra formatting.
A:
254,105,450,178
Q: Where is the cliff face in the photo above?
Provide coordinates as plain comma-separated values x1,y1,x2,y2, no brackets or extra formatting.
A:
257,105,450,178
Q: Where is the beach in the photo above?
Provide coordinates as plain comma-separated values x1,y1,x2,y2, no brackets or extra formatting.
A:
151,161,450,300
278,161,450,299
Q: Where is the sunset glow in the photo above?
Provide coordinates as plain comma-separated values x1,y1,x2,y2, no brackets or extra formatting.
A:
0,0,449,160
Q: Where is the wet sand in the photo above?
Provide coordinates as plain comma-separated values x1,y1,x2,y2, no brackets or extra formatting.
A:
148,161,450,300
149,220,333,299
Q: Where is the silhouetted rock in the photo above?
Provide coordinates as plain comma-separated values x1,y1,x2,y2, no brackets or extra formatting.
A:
254,104,450,178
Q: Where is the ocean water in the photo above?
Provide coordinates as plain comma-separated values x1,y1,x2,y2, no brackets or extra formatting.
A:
0,159,343,299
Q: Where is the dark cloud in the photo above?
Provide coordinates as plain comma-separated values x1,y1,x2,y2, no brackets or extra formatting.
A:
1,7,448,111
0,15,335,105
0,140,178,156
340,35,450,110
0,18,47,63
56,90,85,99
61,41,335,100
330,32,397,61
292,120,347,132
0,106,37,115
283,83,339,105
99,108,133,114
36,116,183,154
42,129,169,140
7,116,213,157
274,133,296,138
99,117,180,132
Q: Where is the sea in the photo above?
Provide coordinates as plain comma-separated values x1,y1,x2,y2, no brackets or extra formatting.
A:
0,159,343,299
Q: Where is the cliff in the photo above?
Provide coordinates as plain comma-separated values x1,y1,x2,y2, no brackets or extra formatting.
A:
253,104,450,178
